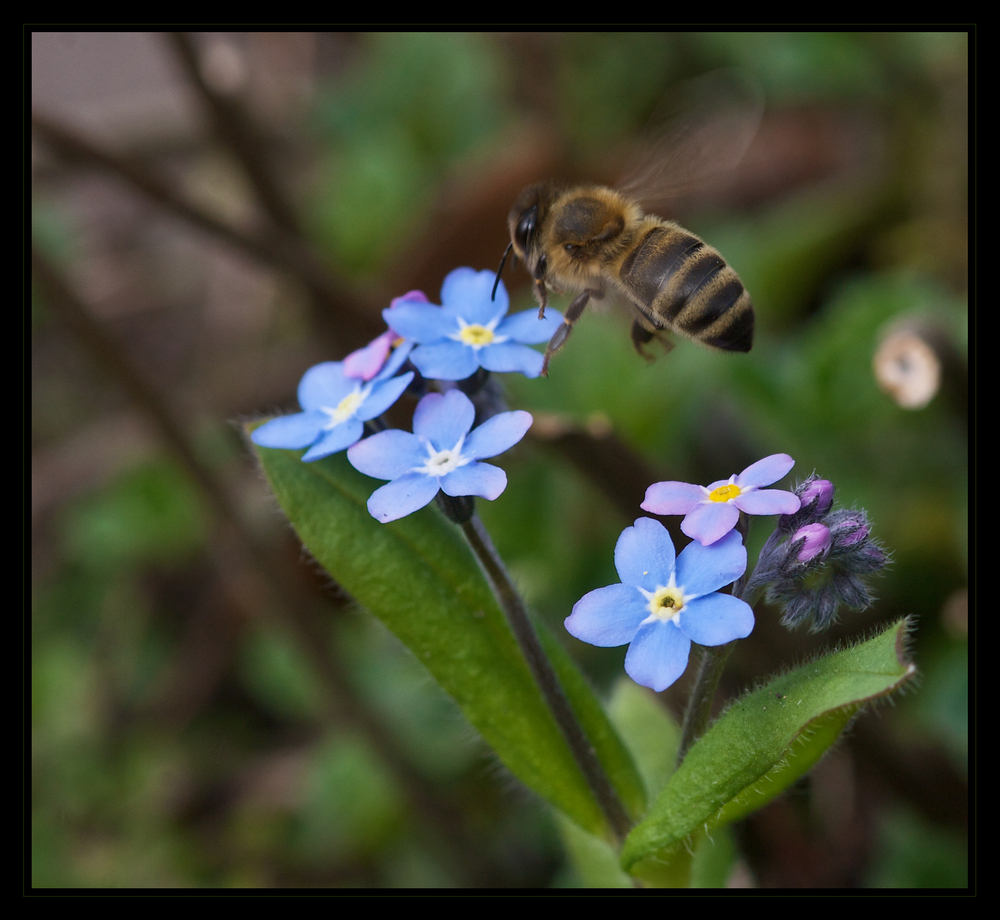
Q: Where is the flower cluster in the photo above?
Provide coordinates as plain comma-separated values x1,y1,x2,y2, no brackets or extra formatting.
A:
253,267,550,523
746,474,889,632
566,454,801,692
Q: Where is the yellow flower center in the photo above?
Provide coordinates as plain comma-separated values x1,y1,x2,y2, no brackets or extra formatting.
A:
648,585,686,622
708,483,742,503
458,324,495,347
323,388,366,427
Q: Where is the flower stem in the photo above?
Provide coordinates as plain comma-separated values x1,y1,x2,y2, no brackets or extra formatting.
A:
459,513,633,842
676,642,734,766
676,513,750,766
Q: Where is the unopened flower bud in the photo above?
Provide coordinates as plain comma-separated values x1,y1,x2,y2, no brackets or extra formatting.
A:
800,478,834,516
830,512,869,549
792,523,832,562
778,475,834,532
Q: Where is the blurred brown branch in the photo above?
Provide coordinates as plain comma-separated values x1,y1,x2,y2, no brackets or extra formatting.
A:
31,243,498,886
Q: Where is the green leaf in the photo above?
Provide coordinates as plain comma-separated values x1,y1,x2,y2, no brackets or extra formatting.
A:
621,618,916,881
250,435,646,839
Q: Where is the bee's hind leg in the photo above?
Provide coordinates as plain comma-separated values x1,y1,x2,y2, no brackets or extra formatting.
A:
631,317,673,362
540,289,594,376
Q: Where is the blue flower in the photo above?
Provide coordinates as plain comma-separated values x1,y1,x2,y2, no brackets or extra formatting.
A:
347,389,533,522
564,519,753,692
382,267,563,380
641,453,801,546
251,358,414,462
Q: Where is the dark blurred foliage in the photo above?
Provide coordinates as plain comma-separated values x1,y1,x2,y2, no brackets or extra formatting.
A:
31,31,968,888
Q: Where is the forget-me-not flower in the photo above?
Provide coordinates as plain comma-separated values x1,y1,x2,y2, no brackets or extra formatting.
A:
382,267,563,380
641,453,801,546
565,518,753,692
347,389,532,522
251,350,414,461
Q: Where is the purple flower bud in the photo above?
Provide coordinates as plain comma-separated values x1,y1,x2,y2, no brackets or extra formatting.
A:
778,474,832,532
830,512,869,549
798,478,835,517
792,523,832,562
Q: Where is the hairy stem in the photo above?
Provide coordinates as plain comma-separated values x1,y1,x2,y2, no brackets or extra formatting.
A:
676,513,750,766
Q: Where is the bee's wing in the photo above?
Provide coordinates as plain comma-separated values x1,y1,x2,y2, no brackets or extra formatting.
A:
617,68,764,211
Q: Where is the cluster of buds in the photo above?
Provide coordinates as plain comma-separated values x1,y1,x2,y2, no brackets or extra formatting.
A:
744,475,889,632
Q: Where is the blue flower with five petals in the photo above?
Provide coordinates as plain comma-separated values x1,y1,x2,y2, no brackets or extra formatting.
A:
383,267,563,380
251,350,414,461
347,389,532,523
564,518,753,692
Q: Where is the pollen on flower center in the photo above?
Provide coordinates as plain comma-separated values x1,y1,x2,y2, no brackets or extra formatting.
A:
322,388,366,427
457,323,495,347
647,585,686,622
708,483,742,503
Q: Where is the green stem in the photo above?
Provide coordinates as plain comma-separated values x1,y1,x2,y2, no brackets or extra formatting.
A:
676,513,751,767
676,642,735,766
459,512,633,842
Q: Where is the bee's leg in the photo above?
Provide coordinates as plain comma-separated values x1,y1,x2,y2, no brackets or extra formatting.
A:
533,279,548,319
630,317,673,362
541,289,593,376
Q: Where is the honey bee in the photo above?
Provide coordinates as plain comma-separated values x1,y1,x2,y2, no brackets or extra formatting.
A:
493,71,761,376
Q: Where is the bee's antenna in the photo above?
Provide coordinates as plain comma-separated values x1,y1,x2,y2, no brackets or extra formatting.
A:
491,242,513,301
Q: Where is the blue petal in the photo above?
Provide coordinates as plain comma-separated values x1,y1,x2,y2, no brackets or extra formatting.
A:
441,268,507,325
297,362,353,411
624,620,691,692
674,530,747,596
614,518,676,591
496,308,564,344
372,339,415,382
251,411,325,449
347,429,426,480
355,372,414,421
301,418,365,461
382,301,455,343
366,471,441,523
440,462,507,500
412,390,475,449
409,340,480,381
462,410,532,459
565,583,648,647
677,593,754,646
479,342,545,377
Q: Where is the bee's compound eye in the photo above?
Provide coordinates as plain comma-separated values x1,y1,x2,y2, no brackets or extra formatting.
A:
515,207,537,252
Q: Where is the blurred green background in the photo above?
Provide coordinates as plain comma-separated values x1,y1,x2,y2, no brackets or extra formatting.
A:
31,31,968,888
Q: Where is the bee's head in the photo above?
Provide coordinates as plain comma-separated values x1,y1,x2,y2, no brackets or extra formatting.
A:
492,183,557,303
507,182,554,262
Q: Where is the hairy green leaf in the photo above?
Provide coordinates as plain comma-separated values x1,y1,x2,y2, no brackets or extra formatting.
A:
251,435,645,838
622,618,915,880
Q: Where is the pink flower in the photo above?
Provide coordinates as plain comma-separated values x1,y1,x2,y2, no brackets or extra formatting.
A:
641,453,801,546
